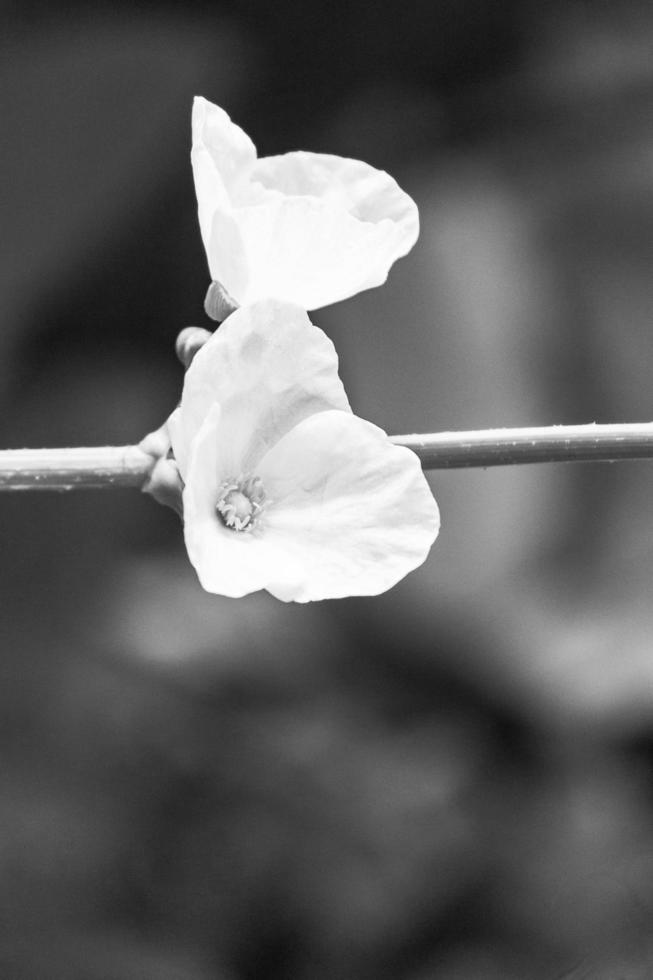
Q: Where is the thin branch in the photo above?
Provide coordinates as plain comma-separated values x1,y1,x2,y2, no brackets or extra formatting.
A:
0,422,653,491
0,446,152,490
392,422,653,469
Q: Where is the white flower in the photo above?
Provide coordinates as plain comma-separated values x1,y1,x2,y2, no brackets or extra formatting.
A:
168,300,439,602
191,96,419,311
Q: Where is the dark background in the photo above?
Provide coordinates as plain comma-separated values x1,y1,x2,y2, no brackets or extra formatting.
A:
3,1,653,976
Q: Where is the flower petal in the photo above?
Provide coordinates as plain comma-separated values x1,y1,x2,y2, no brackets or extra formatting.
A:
182,402,279,597
253,410,439,602
170,300,351,477
206,153,419,309
251,152,417,229
191,95,255,269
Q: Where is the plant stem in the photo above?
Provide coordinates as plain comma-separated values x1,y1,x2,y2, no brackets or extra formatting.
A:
0,446,152,490
0,422,653,490
392,422,653,468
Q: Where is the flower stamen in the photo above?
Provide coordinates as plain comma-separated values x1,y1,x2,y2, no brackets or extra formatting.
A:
216,475,267,532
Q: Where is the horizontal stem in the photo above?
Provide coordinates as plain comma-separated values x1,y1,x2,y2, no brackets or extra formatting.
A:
0,446,152,490
392,422,653,468
0,422,653,490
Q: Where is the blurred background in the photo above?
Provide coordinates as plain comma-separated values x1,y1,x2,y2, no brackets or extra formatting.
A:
3,1,653,976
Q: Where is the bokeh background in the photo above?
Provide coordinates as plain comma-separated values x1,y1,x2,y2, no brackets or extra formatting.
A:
3,1,653,976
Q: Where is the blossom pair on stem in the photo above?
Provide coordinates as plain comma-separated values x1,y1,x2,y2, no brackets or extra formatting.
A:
149,97,440,603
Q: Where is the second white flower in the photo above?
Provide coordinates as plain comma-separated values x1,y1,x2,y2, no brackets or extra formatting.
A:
192,96,420,311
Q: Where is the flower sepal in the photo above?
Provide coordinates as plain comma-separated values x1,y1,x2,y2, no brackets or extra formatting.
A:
139,424,184,517
204,280,239,323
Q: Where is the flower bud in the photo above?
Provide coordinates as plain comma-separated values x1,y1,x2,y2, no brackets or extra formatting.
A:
175,327,212,369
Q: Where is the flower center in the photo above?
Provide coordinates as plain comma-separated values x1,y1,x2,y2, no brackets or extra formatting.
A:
215,475,267,532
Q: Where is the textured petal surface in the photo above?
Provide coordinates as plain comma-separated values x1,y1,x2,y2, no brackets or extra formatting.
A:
170,300,351,477
251,152,417,228
254,410,440,602
192,97,419,309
